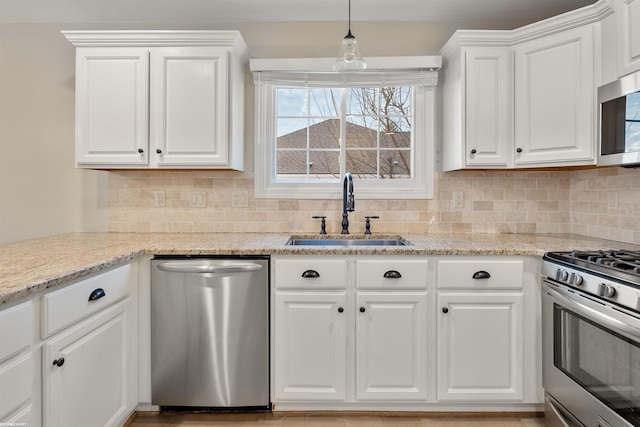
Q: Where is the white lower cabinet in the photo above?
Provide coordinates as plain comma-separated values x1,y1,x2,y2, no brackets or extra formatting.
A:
355,292,427,401
274,292,348,401
0,301,34,424
273,255,542,410
436,292,523,401
41,263,138,427
43,300,131,427
273,256,429,405
435,256,541,405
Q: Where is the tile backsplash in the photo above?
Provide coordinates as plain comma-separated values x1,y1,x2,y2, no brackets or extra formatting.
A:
108,167,640,243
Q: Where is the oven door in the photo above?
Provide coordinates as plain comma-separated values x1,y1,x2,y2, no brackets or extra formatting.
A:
542,280,640,427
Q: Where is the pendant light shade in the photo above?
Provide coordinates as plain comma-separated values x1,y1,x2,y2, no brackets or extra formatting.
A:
333,0,367,72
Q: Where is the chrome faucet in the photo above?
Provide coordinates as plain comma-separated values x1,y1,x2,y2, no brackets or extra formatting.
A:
341,173,355,234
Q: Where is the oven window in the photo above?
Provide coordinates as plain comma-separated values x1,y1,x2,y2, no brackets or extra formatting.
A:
554,304,640,424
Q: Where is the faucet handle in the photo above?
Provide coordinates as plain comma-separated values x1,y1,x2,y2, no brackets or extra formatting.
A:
312,215,327,235
364,216,380,235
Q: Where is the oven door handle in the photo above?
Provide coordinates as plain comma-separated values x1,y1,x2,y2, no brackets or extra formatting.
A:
546,285,640,342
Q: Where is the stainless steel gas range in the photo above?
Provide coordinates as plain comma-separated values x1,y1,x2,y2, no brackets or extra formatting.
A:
542,250,640,427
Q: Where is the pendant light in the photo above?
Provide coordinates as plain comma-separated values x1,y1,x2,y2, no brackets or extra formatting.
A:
333,0,367,72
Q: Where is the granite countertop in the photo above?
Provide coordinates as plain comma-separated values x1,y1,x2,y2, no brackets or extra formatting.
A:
1,232,638,306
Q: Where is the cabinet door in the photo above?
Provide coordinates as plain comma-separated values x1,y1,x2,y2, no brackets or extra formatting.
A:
0,301,33,422
75,48,149,166
150,47,231,167
617,0,640,77
514,25,594,166
274,292,347,401
437,292,523,401
355,293,427,401
43,300,130,427
465,47,512,167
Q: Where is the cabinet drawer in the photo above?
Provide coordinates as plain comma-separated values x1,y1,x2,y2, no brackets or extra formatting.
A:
275,258,347,289
436,258,524,289
42,263,131,337
356,258,428,289
0,301,33,362
0,353,32,420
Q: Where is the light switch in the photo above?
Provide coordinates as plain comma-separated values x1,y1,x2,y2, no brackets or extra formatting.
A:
189,190,206,208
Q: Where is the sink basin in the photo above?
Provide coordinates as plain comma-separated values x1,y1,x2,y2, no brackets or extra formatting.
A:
286,237,411,247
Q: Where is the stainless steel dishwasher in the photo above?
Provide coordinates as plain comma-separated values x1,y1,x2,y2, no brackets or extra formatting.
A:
150,256,269,410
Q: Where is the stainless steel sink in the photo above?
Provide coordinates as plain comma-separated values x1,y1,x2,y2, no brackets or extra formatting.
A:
286,237,411,247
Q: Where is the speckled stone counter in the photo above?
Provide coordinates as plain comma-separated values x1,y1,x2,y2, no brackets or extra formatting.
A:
1,232,638,306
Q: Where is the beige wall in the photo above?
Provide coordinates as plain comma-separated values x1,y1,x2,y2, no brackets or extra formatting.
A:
0,24,108,243
3,22,640,245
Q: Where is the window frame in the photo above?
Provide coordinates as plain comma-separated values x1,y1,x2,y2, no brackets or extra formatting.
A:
251,57,440,200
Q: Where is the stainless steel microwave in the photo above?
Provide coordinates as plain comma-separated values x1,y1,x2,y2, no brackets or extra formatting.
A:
598,70,640,167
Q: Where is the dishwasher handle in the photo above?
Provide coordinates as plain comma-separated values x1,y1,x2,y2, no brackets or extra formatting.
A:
156,261,263,275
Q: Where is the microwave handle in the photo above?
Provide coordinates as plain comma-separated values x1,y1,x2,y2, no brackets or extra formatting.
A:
545,285,640,342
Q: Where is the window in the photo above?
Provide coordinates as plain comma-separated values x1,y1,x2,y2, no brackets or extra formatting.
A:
251,57,440,199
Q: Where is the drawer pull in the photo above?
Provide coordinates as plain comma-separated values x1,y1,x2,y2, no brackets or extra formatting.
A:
301,270,320,278
52,357,65,367
442,307,449,314
383,270,402,279
472,271,491,280
338,307,344,313
88,288,106,301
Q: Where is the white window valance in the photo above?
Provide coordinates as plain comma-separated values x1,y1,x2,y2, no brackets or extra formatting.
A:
250,56,441,88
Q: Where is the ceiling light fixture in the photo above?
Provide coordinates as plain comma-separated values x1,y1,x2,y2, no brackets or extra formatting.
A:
333,0,367,72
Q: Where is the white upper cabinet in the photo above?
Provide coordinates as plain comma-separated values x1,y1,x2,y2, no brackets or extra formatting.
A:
514,25,595,166
616,0,640,77
151,47,232,167
440,2,611,170
64,31,249,170
441,44,513,170
74,48,149,166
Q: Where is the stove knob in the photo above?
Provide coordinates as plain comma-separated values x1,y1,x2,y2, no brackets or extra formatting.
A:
556,269,569,282
570,273,583,286
604,285,616,298
598,283,617,298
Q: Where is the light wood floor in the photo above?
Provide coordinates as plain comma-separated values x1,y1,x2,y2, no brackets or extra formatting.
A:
127,412,546,426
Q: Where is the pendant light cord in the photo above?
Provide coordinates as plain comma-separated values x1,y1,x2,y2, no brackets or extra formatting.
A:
346,0,354,39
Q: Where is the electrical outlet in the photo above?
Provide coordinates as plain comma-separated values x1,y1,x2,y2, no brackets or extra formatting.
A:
231,190,249,208
189,190,206,208
608,191,619,209
153,191,165,208
453,191,464,209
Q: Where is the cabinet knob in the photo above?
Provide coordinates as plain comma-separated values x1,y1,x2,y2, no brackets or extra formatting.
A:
338,307,344,313
156,149,162,154
470,149,477,155
137,148,144,154
516,147,523,153
442,307,449,314
301,269,320,278
359,306,366,313
52,357,65,367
